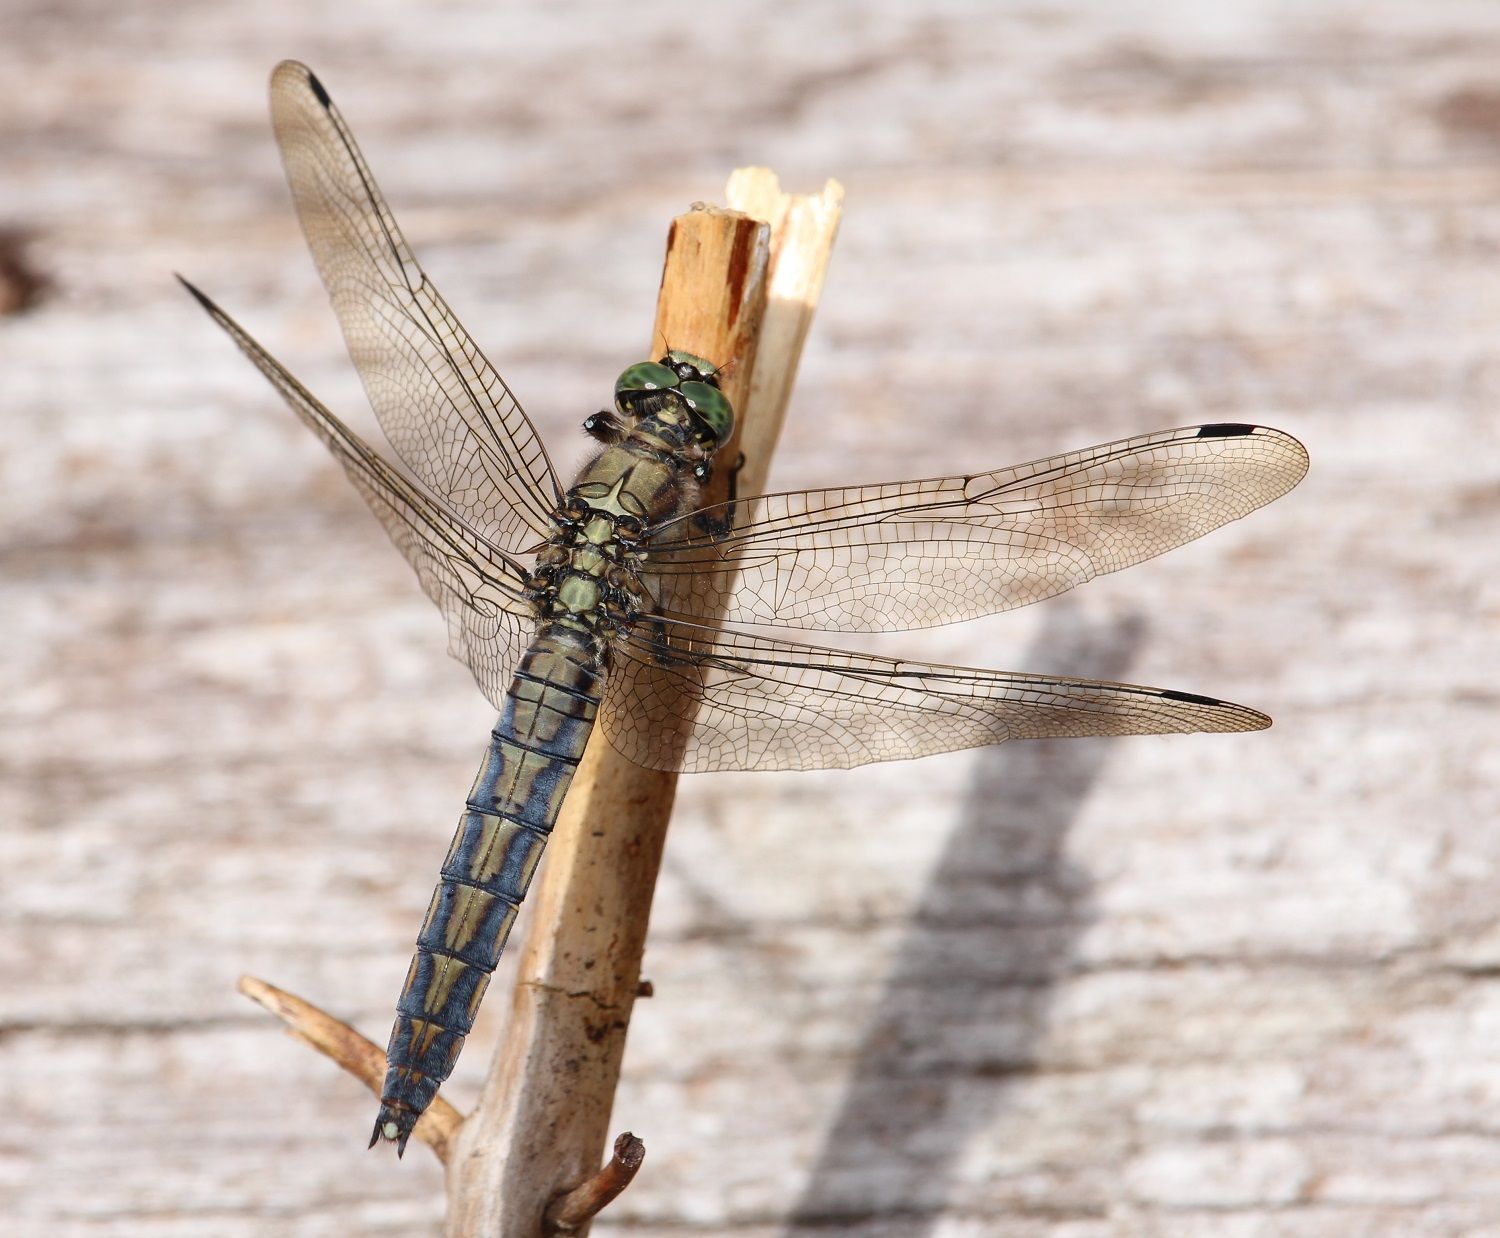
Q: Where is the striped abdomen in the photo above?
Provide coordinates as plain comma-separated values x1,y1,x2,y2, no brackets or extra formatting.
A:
373,621,602,1152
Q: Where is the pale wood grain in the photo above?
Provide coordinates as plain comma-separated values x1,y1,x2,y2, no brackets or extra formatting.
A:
6,4,1500,1235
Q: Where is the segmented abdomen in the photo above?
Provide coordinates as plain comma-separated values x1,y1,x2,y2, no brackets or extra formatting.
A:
373,621,602,1152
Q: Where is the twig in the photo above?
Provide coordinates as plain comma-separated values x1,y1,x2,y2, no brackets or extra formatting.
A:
446,172,842,1236
724,168,844,468
543,1133,647,1234
237,975,463,1163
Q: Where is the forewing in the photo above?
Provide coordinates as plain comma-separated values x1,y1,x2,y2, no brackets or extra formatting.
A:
601,616,1267,774
183,279,536,709
646,424,1307,632
268,60,561,555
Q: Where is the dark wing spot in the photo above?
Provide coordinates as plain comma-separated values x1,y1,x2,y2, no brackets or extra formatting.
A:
307,70,332,109
1196,423,1256,438
1160,688,1226,706
176,273,211,310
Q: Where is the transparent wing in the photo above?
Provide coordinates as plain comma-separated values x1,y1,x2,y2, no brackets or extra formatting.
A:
645,424,1308,632
268,59,561,555
182,278,536,709
601,615,1267,775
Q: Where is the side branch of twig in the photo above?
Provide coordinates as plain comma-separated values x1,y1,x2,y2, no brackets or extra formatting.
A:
543,1132,647,1234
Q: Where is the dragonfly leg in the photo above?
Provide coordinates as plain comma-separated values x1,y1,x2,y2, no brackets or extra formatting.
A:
645,616,676,667
693,451,746,538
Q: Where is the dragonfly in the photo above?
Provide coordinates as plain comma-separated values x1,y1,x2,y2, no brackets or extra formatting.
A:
182,60,1309,1155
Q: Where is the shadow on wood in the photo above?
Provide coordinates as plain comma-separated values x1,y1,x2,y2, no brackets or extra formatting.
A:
787,607,1146,1231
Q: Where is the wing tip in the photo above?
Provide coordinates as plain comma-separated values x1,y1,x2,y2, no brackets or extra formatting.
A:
175,274,235,336
175,272,211,309
1193,421,1310,483
1158,687,1271,733
269,59,329,108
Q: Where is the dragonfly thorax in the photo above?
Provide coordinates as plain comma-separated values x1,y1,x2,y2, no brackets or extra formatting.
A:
529,486,657,627
541,374,736,626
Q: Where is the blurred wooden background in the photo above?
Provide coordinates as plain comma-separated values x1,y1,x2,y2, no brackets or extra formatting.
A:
4,2,1499,1234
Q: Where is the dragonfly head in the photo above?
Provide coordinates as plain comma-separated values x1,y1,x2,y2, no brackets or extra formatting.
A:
613,352,735,449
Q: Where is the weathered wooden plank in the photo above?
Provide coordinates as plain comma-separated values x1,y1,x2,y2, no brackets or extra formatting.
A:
5,2,1500,1234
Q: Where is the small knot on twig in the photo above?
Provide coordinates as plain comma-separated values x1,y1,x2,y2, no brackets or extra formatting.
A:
543,1131,647,1233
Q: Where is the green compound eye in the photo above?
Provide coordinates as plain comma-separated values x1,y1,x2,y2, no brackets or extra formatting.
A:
662,349,717,379
678,380,736,446
614,361,678,403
